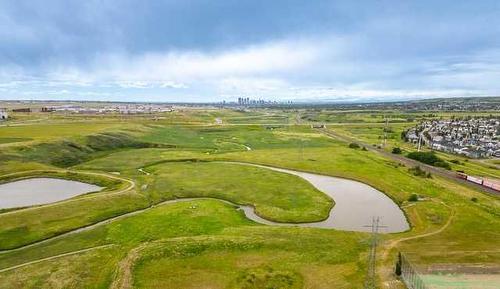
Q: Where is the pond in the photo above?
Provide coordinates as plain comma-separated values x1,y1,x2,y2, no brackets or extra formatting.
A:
0,178,102,210
233,163,410,233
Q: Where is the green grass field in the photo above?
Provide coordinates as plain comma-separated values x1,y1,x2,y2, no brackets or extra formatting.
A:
0,109,498,289
421,274,500,289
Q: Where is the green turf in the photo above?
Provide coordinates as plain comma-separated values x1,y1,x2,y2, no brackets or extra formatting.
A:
144,161,333,222
0,109,498,289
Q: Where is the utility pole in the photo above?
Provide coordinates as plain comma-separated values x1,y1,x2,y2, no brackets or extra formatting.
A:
299,138,304,161
363,217,387,289
383,117,388,147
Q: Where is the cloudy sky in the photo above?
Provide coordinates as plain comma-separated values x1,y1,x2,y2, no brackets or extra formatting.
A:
1,0,500,102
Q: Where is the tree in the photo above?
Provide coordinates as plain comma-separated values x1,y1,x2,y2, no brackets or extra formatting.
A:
392,147,402,154
407,151,451,170
408,194,419,202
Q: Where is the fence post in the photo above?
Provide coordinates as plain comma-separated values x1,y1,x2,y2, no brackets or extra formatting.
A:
398,252,429,289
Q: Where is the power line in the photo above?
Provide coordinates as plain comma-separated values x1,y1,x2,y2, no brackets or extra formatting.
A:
363,217,387,289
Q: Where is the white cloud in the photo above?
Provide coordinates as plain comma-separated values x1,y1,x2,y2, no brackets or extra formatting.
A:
160,81,188,89
63,39,324,84
2,35,500,102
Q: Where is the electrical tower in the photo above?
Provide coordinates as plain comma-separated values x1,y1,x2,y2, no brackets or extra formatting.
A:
383,117,388,147
363,217,387,289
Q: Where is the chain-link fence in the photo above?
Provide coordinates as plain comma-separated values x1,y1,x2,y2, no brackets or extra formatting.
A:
396,253,430,289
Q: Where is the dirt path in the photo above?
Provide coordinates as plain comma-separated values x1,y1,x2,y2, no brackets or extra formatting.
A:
110,244,149,289
0,200,153,254
379,201,456,288
382,202,456,261
0,244,114,273
0,197,236,254
109,236,250,289
0,169,135,216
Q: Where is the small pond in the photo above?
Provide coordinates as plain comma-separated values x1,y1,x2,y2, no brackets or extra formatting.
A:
0,178,102,210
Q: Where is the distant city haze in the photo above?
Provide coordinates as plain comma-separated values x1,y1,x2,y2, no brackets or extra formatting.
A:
1,1,500,102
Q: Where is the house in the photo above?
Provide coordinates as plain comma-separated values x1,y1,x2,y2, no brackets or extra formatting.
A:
12,108,31,113
41,107,55,112
0,108,8,120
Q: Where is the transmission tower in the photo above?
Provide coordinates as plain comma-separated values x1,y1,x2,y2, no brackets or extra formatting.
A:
382,117,389,147
363,217,387,289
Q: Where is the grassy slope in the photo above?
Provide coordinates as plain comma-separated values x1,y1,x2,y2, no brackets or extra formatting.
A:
141,124,333,152
0,200,367,289
145,161,333,222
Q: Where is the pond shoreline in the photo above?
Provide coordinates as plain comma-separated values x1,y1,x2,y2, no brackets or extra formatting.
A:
221,161,410,233
0,178,102,210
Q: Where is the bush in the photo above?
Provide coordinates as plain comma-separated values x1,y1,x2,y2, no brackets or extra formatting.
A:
392,147,402,154
471,197,478,203
408,194,419,202
348,143,360,149
407,151,451,170
434,161,451,170
409,166,428,177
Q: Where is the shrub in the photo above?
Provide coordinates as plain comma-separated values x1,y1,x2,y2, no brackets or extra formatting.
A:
409,166,428,177
392,147,402,154
471,197,478,203
407,151,451,170
434,161,451,170
408,194,419,202
348,143,360,149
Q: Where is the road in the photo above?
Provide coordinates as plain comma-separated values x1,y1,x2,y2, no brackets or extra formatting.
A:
318,128,500,196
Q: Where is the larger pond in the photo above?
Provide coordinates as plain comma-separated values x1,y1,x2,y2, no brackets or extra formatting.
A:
233,163,410,233
0,178,102,210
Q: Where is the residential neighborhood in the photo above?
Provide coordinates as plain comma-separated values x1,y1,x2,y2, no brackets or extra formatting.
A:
405,117,500,158
0,104,174,115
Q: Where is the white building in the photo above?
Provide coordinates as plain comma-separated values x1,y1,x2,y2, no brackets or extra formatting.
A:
0,108,8,120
